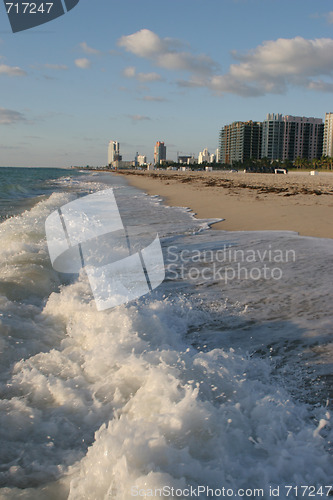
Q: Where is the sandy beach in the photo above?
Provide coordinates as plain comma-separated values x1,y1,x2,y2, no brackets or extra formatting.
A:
116,170,333,239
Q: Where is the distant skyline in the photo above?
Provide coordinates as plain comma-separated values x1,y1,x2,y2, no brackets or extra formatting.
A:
1,0,333,166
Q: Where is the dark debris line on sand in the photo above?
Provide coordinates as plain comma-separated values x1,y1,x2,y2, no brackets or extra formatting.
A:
117,171,333,196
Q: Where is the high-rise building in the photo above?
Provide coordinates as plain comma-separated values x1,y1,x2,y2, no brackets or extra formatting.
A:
137,154,147,166
198,148,210,164
178,154,195,164
154,141,166,164
261,113,285,161
283,116,323,161
108,141,121,166
261,114,323,162
219,121,262,165
220,113,324,165
323,112,333,157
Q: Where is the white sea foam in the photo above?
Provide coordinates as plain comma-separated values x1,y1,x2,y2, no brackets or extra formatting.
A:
1,289,332,499
0,174,332,499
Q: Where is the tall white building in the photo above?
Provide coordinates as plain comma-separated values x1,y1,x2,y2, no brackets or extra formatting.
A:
198,148,210,164
323,112,333,157
137,154,147,166
108,141,120,166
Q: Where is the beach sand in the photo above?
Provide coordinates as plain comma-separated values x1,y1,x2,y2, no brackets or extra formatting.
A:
116,170,333,239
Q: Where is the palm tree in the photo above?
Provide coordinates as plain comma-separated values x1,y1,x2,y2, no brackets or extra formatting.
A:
295,157,302,169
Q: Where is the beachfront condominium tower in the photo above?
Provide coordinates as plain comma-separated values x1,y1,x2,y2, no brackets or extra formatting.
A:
282,116,323,161
220,114,324,165
323,112,333,157
154,141,166,164
219,121,262,165
108,141,121,166
261,114,323,162
261,114,285,161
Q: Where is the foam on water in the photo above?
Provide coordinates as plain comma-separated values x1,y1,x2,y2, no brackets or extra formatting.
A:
1,290,332,499
0,172,332,499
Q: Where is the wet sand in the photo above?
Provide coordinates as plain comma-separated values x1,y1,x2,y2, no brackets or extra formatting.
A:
116,170,333,239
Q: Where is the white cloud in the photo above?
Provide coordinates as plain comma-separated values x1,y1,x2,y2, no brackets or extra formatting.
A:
0,64,26,77
118,29,218,75
230,37,333,79
211,37,333,96
123,65,163,82
119,30,165,58
79,42,100,55
0,108,26,124
209,74,264,96
75,58,91,69
119,32,333,97
179,36,333,97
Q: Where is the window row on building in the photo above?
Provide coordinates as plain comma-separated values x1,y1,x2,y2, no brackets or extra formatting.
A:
219,121,262,164
219,113,333,165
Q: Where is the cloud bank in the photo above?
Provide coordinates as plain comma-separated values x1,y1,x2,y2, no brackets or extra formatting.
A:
212,36,333,96
118,30,333,97
118,29,218,75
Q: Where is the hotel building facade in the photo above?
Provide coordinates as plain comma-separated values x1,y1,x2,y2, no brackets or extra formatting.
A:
154,141,167,164
323,112,333,157
261,114,323,161
220,114,324,165
107,141,122,167
219,121,262,165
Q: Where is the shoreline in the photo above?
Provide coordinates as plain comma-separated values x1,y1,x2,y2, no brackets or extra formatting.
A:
115,170,333,239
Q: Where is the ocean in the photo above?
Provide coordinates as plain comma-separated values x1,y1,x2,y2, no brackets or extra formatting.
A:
0,167,332,499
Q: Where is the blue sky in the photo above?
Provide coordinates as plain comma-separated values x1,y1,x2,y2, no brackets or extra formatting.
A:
1,0,333,166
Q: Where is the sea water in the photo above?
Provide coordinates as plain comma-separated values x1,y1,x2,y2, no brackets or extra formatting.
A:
0,167,332,499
